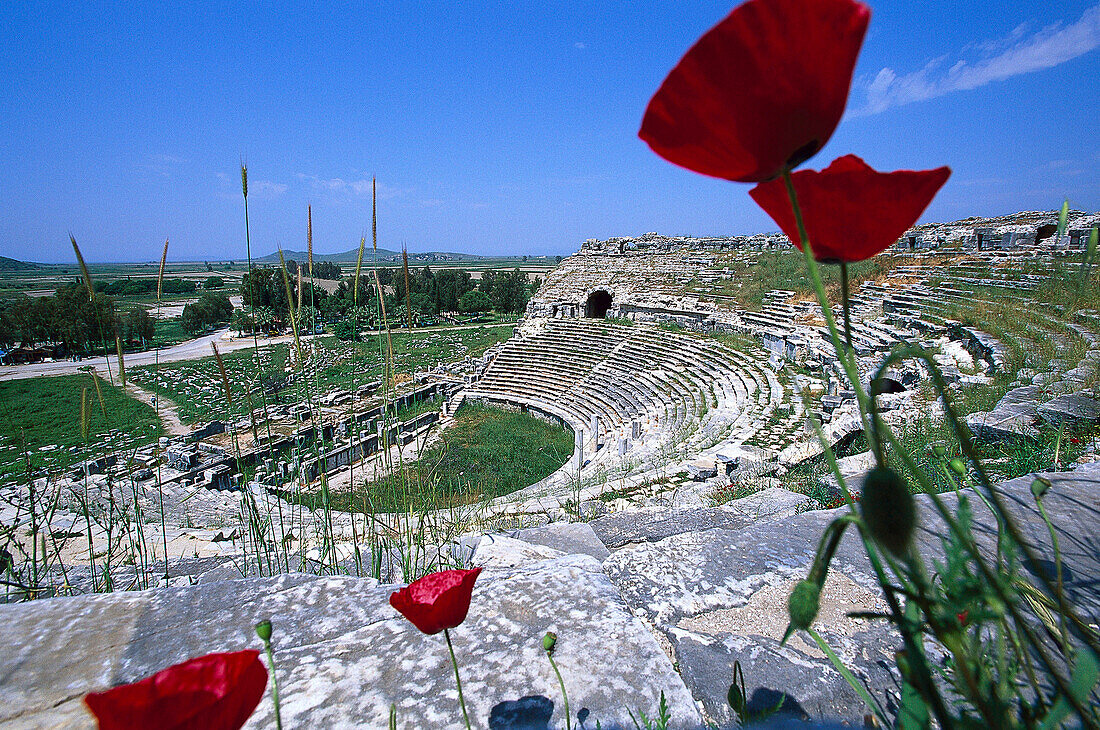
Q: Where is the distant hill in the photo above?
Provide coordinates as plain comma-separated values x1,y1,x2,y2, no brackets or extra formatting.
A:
256,247,538,265
0,256,39,271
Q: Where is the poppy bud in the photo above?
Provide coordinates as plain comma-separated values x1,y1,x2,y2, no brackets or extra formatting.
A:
860,465,916,557
255,620,272,643
948,458,967,476
931,442,946,459
1030,476,1051,499
542,631,558,653
788,579,821,630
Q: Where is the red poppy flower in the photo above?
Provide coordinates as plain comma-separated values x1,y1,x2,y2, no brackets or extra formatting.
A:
84,650,267,730
749,154,951,262
390,568,483,635
639,0,870,182
956,610,970,627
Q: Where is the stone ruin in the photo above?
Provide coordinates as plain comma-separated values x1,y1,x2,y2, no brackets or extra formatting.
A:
4,209,1100,728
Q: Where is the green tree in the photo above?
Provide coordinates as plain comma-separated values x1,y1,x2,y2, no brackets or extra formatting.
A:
459,289,492,313
203,276,225,289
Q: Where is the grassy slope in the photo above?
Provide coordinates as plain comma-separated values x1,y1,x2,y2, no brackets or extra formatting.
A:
315,403,574,513
0,373,158,481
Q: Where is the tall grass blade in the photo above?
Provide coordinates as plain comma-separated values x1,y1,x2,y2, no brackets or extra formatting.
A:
156,238,169,302
212,342,234,404
81,387,89,442
354,235,366,307
115,335,126,386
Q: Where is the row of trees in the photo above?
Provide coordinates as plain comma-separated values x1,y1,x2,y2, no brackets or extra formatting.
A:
232,264,539,336
0,284,157,354
284,259,342,281
180,291,234,334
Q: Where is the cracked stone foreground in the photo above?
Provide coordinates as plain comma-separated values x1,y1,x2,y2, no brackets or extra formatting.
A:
3,464,1098,729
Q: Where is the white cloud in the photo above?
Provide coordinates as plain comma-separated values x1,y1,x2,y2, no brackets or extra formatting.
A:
216,172,286,199
297,174,409,200
852,3,1100,116
574,42,586,50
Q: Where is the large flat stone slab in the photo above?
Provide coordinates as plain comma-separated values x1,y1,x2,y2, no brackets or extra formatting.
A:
1037,392,1100,430
511,521,611,562
602,462,1100,725
590,488,808,549
0,555,701,729
966,385,1041,442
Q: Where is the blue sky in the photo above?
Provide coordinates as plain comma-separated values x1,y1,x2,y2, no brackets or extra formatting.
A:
2,1,1098,263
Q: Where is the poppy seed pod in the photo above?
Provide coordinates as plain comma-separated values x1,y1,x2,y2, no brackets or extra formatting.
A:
542,631,558,653
860,465,917,557
254,620,272,643
788,579,821,630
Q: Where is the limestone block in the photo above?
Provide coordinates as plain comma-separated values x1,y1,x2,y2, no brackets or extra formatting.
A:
511,521,611,562
0,557,702,730
1037,392,1100,430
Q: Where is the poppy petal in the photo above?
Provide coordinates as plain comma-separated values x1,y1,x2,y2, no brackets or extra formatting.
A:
749,154,951,262
640,0,870,182
390,568,483,635
84,650,267,730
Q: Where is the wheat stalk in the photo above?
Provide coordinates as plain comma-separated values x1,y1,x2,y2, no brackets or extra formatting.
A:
212,342,234,404
354,235,366,307
307,204,314,280
70,234,94,302
278,248,303,362
157,238,169,302
115,335,126,386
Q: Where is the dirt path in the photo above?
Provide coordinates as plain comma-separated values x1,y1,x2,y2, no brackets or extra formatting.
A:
124,381,191,436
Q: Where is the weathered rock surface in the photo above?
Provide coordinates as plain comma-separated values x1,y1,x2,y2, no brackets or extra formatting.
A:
590,488,808,549
602,462,1100,725
1037,392,1100,430
0,556,700,730
511,521,611,562
966,385,1041,442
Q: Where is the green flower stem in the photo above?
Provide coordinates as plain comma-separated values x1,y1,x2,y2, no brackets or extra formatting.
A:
840,261,852,352
445,628,473,730
262,637,284,730
807,628,888,725
780,171,879,462
1035,495,1071,652
547,652,571,730
781,176,954,727
875,347,1100,665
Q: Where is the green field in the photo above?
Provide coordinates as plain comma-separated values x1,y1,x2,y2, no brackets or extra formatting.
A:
128,325,513,425
129,344,290,424
303,403,574,513
0,373,159,483
308,325,514,393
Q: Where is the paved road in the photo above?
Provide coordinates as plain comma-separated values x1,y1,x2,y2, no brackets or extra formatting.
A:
0,329,296,382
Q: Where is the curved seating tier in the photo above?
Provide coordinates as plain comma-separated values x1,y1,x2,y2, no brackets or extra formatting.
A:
464,319,783,478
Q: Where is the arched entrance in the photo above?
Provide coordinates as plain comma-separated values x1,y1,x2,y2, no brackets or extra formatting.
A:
585,290,613,319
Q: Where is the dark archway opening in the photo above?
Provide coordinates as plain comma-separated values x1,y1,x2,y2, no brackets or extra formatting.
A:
585,290,613,319
1035,223,1058,244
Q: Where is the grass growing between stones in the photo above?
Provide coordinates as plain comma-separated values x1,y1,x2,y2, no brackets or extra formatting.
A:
130,344,290,424
302,403,574,513
308,326,513,393
0,373,158,480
